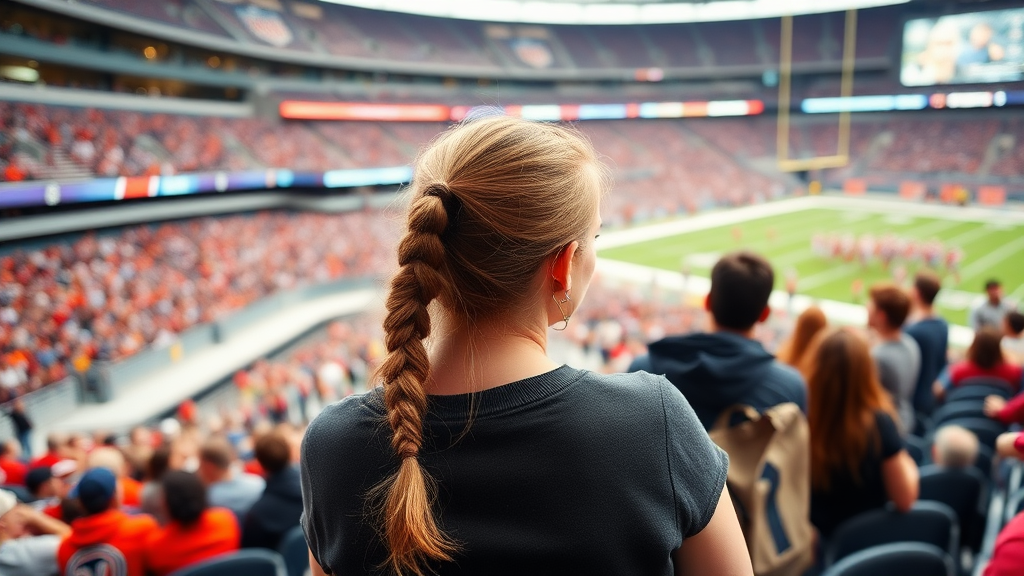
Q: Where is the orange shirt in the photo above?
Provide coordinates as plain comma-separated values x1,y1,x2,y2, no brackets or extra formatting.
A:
120,477,142,508
58,510,159,576
143,507,240,576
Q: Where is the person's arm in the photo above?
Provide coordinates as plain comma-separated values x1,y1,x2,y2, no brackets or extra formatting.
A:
882,451,919,513
309,550,330,576
987,394,1024,426
996,432,1024,460
12,504,71,537
672,486,753,576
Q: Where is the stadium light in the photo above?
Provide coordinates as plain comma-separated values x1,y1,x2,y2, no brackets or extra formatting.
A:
318,0,910,24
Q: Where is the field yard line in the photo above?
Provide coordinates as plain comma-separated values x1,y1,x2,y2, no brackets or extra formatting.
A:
903,218,966,238
595,257,976,347
945,225,1006,247
599,194,1024,251
958,235,1024,279
795,263,862,291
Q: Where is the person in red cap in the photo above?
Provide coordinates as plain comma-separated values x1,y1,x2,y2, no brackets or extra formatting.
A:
57,467,158,576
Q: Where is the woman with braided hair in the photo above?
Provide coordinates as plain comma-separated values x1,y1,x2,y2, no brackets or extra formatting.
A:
300,116,749,576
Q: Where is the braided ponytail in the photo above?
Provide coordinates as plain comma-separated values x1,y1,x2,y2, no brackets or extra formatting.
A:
375,184,457,575
368,116,606,574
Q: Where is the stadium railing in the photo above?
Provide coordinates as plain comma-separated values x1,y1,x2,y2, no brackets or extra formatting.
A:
0,276,376,443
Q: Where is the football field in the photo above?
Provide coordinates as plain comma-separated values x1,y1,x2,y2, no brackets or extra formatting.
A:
598,195,1024,327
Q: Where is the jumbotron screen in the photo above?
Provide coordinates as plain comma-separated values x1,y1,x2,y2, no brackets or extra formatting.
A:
901,7,1024,86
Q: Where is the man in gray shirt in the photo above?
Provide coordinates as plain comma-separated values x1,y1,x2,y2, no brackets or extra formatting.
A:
970,279,1014,331
869,283,922,436
197,436,265,525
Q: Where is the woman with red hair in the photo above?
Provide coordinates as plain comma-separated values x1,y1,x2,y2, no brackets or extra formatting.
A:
802,327,919,539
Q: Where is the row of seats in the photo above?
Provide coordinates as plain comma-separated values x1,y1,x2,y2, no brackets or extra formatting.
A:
57,0,902,70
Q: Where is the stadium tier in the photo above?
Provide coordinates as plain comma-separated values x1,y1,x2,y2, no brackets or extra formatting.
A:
2,1,1024,575
9,0,901,75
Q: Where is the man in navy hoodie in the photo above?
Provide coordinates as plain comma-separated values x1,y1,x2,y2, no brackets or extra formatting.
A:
629,251,806,430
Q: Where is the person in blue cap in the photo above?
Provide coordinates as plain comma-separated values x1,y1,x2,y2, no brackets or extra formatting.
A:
56,467,157,576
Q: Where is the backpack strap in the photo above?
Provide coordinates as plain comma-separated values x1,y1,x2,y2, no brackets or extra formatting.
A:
712,404,761,431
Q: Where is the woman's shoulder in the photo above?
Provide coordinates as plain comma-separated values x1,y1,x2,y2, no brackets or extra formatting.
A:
302,392,383,453
573,368,679,403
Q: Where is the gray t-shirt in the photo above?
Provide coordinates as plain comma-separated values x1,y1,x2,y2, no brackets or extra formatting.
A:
0,535,61,576
209,472,266,525
872,334,922,435
301,366,729,576
970,299,1013,331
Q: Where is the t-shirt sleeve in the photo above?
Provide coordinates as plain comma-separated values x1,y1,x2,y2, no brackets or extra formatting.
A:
875,411,903,459
658,377,729,539
300,411,334,575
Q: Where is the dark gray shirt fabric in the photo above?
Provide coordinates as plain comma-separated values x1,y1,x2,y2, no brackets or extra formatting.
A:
872,334,921,436
300,366,728,576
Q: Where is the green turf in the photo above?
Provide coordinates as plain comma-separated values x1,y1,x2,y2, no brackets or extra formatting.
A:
599,207,1024,326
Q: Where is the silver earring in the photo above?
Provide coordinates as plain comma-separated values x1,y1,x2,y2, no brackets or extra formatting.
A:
552,290,572,331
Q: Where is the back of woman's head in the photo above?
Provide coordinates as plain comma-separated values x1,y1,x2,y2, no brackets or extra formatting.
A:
803,327,895,490
161,470,207,527
968,327,1004,370
374,116,605,575
777,306,827,368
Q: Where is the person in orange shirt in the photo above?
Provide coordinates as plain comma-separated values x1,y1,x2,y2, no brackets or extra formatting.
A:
57,467,158,576
143,471,239,576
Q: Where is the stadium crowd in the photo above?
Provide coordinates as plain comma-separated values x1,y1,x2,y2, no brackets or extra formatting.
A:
0,209,396,399
3,247,1024,574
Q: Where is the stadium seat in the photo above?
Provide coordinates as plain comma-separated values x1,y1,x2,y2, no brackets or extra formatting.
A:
938,418,1007,449
904,435,930,466
933,401,988,426
945,382,1014,403
823,501,959,567
820,542,954,576
919,465,987,550
279,525,309,576
167,549,287,576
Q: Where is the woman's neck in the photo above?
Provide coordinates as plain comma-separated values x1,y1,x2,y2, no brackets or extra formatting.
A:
424,318,559,396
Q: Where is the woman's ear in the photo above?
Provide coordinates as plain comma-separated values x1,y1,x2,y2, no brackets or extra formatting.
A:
550,241,579,293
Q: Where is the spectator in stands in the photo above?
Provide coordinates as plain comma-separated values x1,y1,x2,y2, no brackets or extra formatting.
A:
4,400,32,459
88,447,142,510
986,510,1024,576
1003,310,1024,363
905,272,948,415
25,466,59,504
630,251,806,429
868,283,921,435
775,305,827,369
122,427,154,482
302,117,749,576
197,436,264,525
0,441,26,487
941,329,1023,407
57,467,158,576
804,327,919,539
0,489,71,576
930,425,979,470
971,280,1013,332
143,471,239,576
139,445,171,525
30,432,67,470
242,431,300,550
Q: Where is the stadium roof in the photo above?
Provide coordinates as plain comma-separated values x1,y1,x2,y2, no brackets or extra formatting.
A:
318,0,910,24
